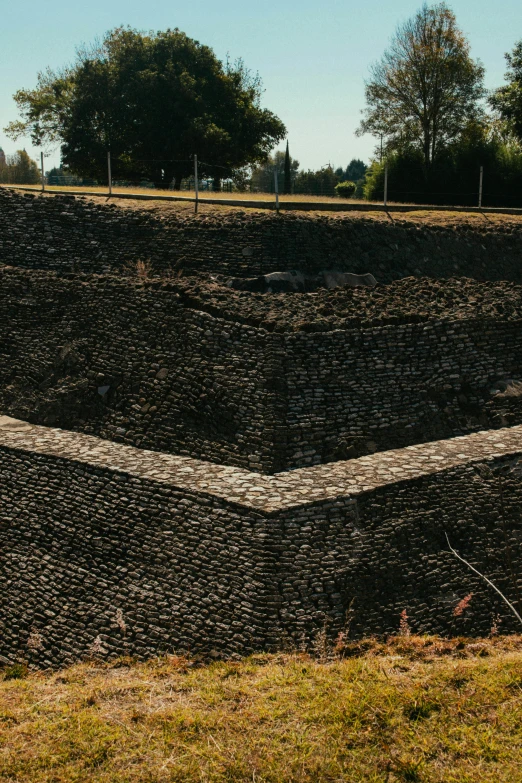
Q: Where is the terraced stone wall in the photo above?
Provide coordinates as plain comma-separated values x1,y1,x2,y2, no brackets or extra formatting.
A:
3,188,522,282
1,422,521,667
0,269,285,473
281,319,522,465
1,268,521,472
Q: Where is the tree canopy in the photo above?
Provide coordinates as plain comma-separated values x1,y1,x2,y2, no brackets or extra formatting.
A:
489,41,522,142
5,27,286,188
335,159,367,182
346,159,367,181
293,166,338,196
357,3,485,170
363,119,522,207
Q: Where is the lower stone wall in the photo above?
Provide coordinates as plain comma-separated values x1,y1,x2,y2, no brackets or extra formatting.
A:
1,419,521,667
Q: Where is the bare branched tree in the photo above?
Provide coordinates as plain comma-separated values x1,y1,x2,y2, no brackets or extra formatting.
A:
357,3,485,171
445,534,522,627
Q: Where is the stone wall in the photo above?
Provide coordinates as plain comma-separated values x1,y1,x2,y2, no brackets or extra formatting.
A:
1,267,521,472
3,188,522,282
0,268,285,473
281,319,522,465
1,419,521,667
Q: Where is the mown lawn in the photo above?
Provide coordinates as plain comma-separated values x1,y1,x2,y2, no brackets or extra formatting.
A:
1,636,521,782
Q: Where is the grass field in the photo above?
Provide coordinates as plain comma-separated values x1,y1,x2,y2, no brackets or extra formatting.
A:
4,183,378,203
6,184,522,226
1,635,521,782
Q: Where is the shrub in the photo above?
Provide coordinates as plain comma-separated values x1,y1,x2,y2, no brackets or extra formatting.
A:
335,180,356,198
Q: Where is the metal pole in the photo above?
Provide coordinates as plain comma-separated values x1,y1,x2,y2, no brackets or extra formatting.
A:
107,151,112,196
40,151,45,192
274,167,279,214
194,155,199,214
478,165,483,208
384,163,388,208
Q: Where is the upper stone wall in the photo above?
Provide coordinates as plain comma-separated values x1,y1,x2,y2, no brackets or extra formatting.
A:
0,267,283,473
3,188,522,282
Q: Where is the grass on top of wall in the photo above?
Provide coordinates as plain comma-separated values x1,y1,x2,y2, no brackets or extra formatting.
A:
2,183,373,203
1,635,521,783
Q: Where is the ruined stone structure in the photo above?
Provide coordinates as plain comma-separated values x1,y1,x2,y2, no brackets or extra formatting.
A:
1,189,521,666
1,418,521,667
1,267,521,472
3,188,522,282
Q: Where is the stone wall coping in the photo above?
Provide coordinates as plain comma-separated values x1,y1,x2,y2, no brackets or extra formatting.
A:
1,416,521,512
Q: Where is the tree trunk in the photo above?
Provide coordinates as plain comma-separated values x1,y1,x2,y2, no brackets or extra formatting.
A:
212,176,221,192
152,165,179,190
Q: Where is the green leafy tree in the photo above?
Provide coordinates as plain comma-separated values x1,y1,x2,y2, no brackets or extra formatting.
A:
489,41,522,141
357,3,485,171
346,159,367,181
293,166,339,196
335,159,368,182
5,28,286,188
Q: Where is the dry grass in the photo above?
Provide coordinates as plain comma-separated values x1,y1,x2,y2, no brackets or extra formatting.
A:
1,635,521,782
6,184,522,228
3,183,374,204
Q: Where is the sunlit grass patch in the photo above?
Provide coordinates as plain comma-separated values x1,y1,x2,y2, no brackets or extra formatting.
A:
1,636,521,782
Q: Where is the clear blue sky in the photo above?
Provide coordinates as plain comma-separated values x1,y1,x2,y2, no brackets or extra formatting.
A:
2,0,522,172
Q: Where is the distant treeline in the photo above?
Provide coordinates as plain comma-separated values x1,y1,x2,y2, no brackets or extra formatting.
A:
0,150,40,185
250,153,368,197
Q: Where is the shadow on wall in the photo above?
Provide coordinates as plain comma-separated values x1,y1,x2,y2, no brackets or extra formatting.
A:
3,188,522,282
0,436,521,668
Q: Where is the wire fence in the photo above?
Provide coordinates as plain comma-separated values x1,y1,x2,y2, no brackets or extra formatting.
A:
9,152,522,212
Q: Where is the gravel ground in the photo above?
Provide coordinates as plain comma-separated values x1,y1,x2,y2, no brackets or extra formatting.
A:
174,275,522,331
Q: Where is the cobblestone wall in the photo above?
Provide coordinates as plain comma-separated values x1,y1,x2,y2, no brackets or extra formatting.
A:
1,267,521,472
1,419,521,667
3,188,522,282
282,319,522,465
0,268,285,473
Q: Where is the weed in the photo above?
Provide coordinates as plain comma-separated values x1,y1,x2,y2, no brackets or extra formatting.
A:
26,628,44,651
3,663,28,681
399,609,411,637
114,608,126,636
311,623,332,662
87,635,107,659
496,381,522,398
123,258,153,279
491,614,502,636
454,593,473,616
